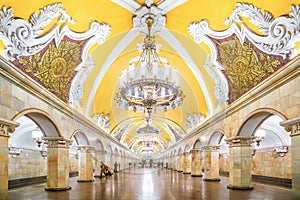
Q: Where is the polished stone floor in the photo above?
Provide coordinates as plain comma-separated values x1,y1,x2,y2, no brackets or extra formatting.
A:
8,168,293,200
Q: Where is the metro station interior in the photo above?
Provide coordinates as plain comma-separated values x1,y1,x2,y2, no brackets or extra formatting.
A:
0,0,300,199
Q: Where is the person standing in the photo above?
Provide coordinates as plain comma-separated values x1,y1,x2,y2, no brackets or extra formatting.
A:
114,161,118,173
100,162,106,178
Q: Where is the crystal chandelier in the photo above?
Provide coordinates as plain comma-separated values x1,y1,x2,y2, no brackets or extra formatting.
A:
115,17,184,116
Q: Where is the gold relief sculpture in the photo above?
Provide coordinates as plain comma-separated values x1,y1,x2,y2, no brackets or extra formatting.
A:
16,39,84,102
217,36,282,103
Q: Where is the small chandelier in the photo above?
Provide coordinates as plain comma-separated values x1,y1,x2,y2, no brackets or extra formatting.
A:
115,17,184,116
254,129,266,146
32,126,43,147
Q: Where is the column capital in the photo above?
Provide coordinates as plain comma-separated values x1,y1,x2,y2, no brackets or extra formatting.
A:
189,149,201,153
280,117,300,137
201,145,220,151
43,137,73,148
0,117,19,137
226,136,254,147
77,145,94,151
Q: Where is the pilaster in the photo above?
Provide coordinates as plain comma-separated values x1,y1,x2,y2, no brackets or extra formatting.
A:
43,137,72,191
177,154,183,172
0,118,19,199
226,136,254,190
77,145,94,182
202,145,220,181
183,152,191,174
280,117,300,198
190,149,202,177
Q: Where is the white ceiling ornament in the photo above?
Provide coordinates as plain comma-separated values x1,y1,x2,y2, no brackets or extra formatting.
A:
92,113,111,133
69,55,95,109
203,55,229,108
186,113,205,132
188,3,300,60
133,4,166,34
0,3,111,61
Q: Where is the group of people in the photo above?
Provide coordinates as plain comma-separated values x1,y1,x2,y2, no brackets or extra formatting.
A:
99,161,121,178
100,162,112,178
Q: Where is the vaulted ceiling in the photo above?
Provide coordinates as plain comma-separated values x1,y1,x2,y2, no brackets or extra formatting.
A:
1,0,299,155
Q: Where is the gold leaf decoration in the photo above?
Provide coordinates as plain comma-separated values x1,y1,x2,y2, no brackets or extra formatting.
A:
14,37,86,102
216,36,283,103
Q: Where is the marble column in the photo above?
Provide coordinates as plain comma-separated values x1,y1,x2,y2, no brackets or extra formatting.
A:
177,154,183,172
77,145,94,182
43,137,72,190
183,152,191,174
226,136,254,190
202,145,220,181
110,153,114,168
170,156,175,170
280,117,300,199
167,156,171,169
94,150,105,178
190,149,202,177
0,118,19,199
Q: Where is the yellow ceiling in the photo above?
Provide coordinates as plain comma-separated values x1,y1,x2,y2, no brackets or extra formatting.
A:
1,0,299,154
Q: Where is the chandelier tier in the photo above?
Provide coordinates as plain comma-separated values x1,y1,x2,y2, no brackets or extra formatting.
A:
115,17,184,116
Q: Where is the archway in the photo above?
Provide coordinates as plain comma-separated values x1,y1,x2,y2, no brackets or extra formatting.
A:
8,109,62,189
12,108,61,138
233,108,291,188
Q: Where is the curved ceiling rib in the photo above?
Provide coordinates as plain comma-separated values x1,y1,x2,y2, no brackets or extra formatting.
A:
85,28,139,117
159,28,213,115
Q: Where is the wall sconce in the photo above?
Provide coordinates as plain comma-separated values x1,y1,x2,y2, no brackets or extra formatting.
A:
9,147,23,157
32,126,43,147
251,149,256,156
254,129,266,146
40,150,47,158
274,146,288,157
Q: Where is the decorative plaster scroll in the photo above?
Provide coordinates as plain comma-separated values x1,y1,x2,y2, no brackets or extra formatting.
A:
188,3,292,104
0,3,75,60
224,3,300,59
69,55,95,108
203,55,228,107
189,3,300,59
0,4,111,103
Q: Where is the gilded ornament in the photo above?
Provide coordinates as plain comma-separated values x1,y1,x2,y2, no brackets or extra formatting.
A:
15,38,84,102
217,36,282,103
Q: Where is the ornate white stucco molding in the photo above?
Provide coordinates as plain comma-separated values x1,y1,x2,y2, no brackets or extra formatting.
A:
69,55,95,109
0,3,111,61
188,3,300,60
203,55,228,108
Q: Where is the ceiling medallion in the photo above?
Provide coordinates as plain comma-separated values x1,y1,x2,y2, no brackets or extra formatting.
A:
115,17,185,117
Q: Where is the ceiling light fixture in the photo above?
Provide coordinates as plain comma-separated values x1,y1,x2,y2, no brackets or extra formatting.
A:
115,17,184,117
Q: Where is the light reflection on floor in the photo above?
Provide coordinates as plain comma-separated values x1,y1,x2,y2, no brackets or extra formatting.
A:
8,168,293,200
